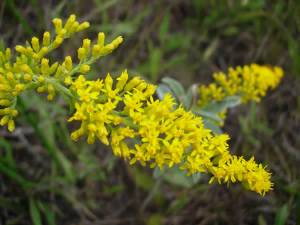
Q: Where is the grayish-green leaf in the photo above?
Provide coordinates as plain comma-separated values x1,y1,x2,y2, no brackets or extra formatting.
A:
162,77,185,99
156,84,173,100
203,119,223,134
203,96,241,114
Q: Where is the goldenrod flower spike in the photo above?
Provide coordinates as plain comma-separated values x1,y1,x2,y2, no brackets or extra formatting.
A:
0,15,276,195
69,71,273,195
198,64,284,107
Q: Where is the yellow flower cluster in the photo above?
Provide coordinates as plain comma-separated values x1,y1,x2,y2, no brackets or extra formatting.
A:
69,71,273,195
210,156,272,195
0,14,274,195
198,64,284,107
0,14,122,130
0,48,21,131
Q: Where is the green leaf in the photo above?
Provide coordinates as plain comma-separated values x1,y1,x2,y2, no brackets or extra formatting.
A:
29,199,42,225
182,85,194,110
37,202,56,225
154,166,201,188
161,77,185,99
0,138,15,168
148,43,162,82
159,12,170,41
203,96,241,114
156,84,172,100
191,106,222,122
132,167,155,191
274,204,289,225
203,119,223,134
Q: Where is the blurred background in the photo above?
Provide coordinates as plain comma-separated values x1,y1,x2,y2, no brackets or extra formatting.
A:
0,0,299,224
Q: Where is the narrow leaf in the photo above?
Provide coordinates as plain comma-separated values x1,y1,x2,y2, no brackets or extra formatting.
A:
29,199,42,225
162,77,185,99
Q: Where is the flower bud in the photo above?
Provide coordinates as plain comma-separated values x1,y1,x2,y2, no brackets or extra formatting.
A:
53,36,63,48
15,84,25,93
52,18,62,33
37,76,45,83
64,76,72,85
80,64,90,74
69,21,79,34
43,32,51,46
0,99,11,106
97,32,105,48
64,56,73,71
77,48,86,61
87,133,95,144
49,62,58,74
105,73,113,89
41,58,50,74
21,64,32,74
136,82,147,91
24,74,33,82
8,119,15,132
6,72,14,81
116,70,128,90
124,77,142,91
88,123,97,132
83,39,91,51
112,36,123,48
31,37,40,52
77,22,90,32
37,85,46,93
15,45,26,54
37,47,48,58
47,93,55,101
5,48,11,60
92,45,101,57
0,115,9,126
65,15,76,30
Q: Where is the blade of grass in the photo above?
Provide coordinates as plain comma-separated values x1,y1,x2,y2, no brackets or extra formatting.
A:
29,198,42,225
0,137,16,168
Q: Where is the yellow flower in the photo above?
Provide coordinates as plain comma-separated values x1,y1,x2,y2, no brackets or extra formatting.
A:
198,64,284,107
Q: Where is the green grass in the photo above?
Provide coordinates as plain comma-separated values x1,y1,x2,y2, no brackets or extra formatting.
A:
0,0,299,224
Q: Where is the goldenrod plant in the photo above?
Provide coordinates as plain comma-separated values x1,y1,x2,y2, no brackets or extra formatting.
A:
0,14,283,196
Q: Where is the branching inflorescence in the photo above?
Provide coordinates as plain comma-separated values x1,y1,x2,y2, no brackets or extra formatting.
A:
0,15,282,195
198,64,284,107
